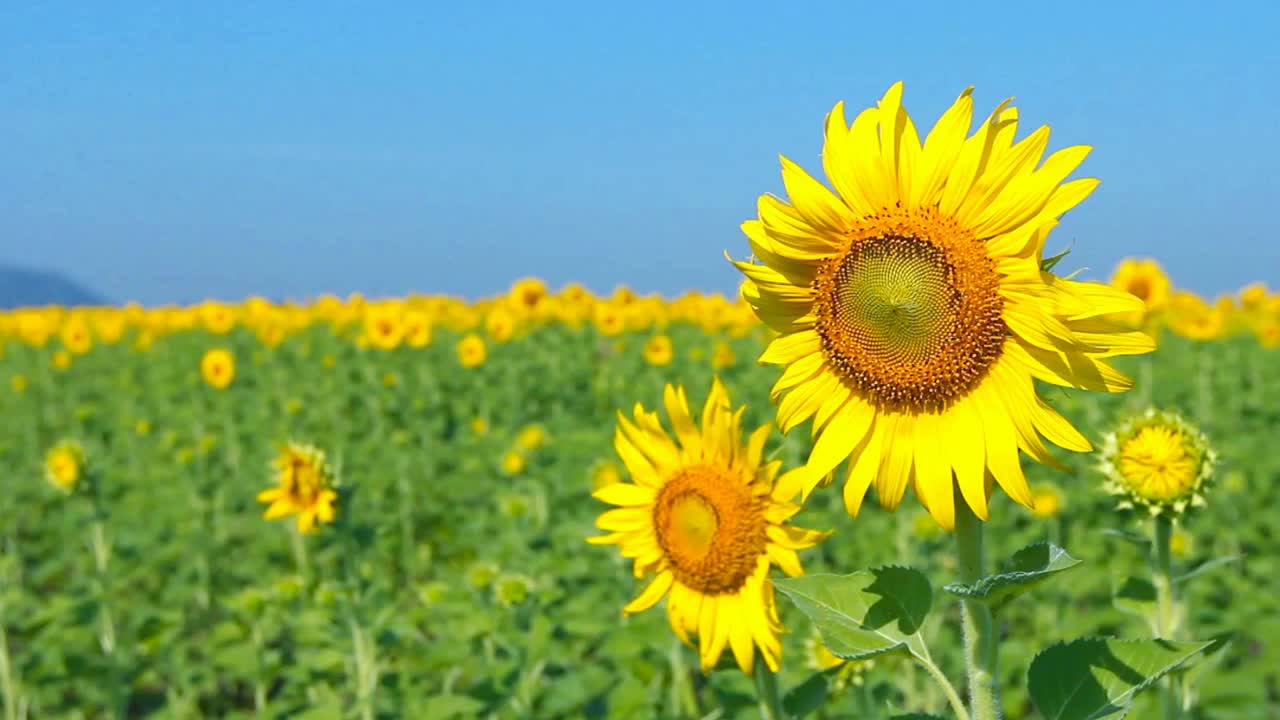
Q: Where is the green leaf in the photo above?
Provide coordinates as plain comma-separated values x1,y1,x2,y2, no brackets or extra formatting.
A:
1112,577,1156,619
1028,638,1214,720
773,566,932,663
782,671,830,719
943,542,1081,610
890,715,950,719
1100,529,1150,548
421,694,487,718
1175,555,1243,586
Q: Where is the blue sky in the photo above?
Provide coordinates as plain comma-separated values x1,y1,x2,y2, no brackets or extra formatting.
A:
1,2,1276,305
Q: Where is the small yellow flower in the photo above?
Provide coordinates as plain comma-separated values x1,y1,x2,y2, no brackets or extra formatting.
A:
471,417,490,436
589,460,623,490
710,341,736,369
642,334,673,366
44,441,85,494
457,333,487,368
201,348,236,390
1100,409,1216,516
497,493,532,519
803,630,877,692
1030,484,1065,519
501,449,526,476
257,442,339,534
515,424,547,451
418,581,449,606
382,372,400,388
9,375,27,394
51,350,72,370
135,420,152,436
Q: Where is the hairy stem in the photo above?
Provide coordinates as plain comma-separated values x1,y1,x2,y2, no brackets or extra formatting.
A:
955,496,1002,720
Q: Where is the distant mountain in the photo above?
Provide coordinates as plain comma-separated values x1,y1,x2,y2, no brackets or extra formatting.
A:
0,265,109,309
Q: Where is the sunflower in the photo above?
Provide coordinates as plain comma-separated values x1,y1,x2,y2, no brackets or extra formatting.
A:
404,310,433,348
732,82,1154,529
1099,408,1215,517
589,379,828,674
201,348,236,390
1109,258,1171,326
457,333,487,368
643,334,673,366
594,304,626,337
44,441,86,494
1166,292,1224,342
60,317,93,355
257,442,339,533
363,304,406,350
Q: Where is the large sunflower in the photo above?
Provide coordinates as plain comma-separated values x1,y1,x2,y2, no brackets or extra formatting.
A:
588,379,828,674
734,83,1154,529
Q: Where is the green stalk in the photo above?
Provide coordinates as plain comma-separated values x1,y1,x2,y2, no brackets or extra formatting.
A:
955,497,1002,720
251,621,268,718
752,657,784,720
1152,514,1181,718
667,639,699,718
0,597,18,720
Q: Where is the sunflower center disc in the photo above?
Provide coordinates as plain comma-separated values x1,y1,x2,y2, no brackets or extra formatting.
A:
1118,426,1196,502
814,210,1006,413
653,464,765,595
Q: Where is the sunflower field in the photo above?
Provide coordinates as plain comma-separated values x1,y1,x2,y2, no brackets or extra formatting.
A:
3,86,1280,720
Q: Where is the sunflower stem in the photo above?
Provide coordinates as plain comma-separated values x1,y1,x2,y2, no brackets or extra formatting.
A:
0,595,19,720
1152,514,1182,719
954,497,1002,720
668,639,700,718
752,657,784,720
289,524,310,584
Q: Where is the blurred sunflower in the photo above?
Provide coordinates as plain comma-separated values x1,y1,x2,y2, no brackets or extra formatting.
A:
733,82,1153,529
44,440,85,494
1166,291,1224,342
364,304,406,350
457,333,487,368
589,379,828,674
711,341,736,369
257,442,339,533
1109,259,1171,325
593,304,626,337
404,310,433,348
51,350,72,370
60,317,93,355
1100,408,1215,517
201,348,235,390
643,334,673,366
486,307,517,343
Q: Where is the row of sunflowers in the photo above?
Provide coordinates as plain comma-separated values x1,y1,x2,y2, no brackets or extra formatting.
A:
2,260,1279,358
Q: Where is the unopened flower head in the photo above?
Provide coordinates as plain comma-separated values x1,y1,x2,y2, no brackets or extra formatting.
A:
1100,408,1215,517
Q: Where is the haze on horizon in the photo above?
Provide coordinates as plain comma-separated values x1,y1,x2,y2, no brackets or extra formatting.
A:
1,2,1277,306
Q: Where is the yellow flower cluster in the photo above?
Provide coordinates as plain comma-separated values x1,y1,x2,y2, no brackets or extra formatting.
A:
0,280,760,354
1110,259,1280,345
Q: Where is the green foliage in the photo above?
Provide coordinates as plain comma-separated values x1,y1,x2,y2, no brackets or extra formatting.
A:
774,567,932,663
1027,638,1214,719
944,542,1081,610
